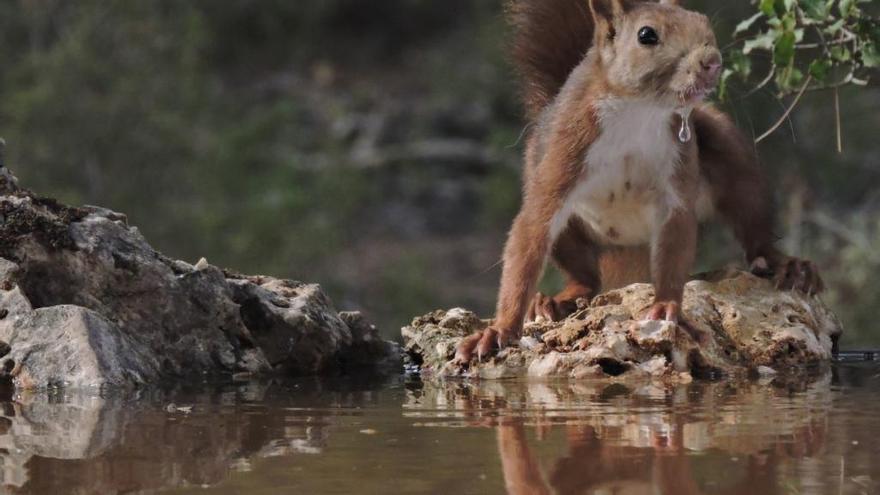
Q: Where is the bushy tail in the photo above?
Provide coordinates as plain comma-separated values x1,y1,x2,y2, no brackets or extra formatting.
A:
507,0,595,120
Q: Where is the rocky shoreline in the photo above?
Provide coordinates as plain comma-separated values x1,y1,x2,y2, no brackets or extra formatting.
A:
403,270,843,381
0,165,846,390
0,167,400,391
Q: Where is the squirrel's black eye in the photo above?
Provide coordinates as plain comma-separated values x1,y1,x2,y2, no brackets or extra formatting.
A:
638,26,659,45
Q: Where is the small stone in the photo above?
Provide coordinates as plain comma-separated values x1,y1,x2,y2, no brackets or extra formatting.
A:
757,366,778,376
639,356,668,376
519,336,540,350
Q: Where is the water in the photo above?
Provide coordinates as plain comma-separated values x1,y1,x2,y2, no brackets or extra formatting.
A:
1,363,879,494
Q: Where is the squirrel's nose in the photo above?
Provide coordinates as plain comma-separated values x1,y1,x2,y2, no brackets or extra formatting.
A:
699,51,722,80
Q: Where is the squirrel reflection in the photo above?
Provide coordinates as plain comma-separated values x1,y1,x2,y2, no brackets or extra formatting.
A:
495,407,826,495
423,380,830,495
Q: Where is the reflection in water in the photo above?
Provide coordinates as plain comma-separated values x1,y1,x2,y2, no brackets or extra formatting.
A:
404,369,879,495
0,366,877,494
0,377,387,494
405,378,831,494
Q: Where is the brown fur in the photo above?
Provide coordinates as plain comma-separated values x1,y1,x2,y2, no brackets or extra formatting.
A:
507,0,595,120
455,0,822,362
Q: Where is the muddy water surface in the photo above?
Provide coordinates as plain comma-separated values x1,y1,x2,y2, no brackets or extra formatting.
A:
1,363,879,494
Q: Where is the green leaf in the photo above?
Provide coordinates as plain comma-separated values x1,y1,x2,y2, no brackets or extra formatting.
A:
774,30,797,66
808,59,832,80
781,13,797,32
775,65,804,92
824,19,846,36
760,0,777,17
839,0,856,17
743,31,776,54
831,45,852,62
801,0,829,20
790,67,805,87
863,42,880,68
735,13,764,35
775,0,790,15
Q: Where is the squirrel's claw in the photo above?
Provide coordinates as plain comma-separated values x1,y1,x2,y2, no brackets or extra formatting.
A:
645,301,681,322
455,326,516,364
752,256,824,296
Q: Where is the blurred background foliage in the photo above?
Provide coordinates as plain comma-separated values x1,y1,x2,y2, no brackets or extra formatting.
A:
0,0,877,344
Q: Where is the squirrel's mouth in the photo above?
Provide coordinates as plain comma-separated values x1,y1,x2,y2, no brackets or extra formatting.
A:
679,84,714,105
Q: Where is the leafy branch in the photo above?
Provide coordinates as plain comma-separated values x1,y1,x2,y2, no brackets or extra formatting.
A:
720,0,879,146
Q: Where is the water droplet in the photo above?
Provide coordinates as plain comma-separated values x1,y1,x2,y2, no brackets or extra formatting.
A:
677,107,693,143
679,119,691,143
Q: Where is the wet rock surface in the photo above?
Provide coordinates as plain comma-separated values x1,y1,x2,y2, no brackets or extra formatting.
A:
403,270,843,380
0,167,399,390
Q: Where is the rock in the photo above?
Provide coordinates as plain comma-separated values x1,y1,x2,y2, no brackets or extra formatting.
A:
402,269,843,380
0,167,400,390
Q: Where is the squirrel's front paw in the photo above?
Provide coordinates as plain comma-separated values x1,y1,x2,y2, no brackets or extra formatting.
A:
525,292,578,323
751,256,824,295
455,326,518,364
644,300,681,322
642,301,707,343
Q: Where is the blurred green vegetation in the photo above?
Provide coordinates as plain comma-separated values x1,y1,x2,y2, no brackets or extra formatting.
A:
0,1,878,345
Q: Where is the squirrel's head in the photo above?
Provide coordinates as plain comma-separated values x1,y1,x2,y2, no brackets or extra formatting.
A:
589,0,721,107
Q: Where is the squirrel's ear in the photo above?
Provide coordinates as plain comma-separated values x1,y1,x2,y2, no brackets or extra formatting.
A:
589,0,627,38
589,0,626,22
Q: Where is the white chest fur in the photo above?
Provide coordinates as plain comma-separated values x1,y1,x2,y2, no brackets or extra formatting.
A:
550,99,689,246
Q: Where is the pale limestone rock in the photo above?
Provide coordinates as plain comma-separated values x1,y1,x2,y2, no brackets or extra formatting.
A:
402,269,842,380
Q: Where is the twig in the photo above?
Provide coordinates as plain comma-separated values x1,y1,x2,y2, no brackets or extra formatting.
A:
755,74,813,143
740,64,777,99
508,122,534,149
796,34,855,50
834,87,842,153
809,77,856,92
721,37,748,51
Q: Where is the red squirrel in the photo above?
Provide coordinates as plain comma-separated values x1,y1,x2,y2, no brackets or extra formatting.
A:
456,0,824,362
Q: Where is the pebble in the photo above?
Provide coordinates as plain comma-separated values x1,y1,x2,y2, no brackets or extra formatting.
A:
165,403,193,414
757,366,778,376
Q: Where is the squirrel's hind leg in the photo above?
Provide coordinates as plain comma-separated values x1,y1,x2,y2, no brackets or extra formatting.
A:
527,219,601,323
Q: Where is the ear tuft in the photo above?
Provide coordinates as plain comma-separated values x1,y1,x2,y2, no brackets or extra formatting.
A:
588,0,627,24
